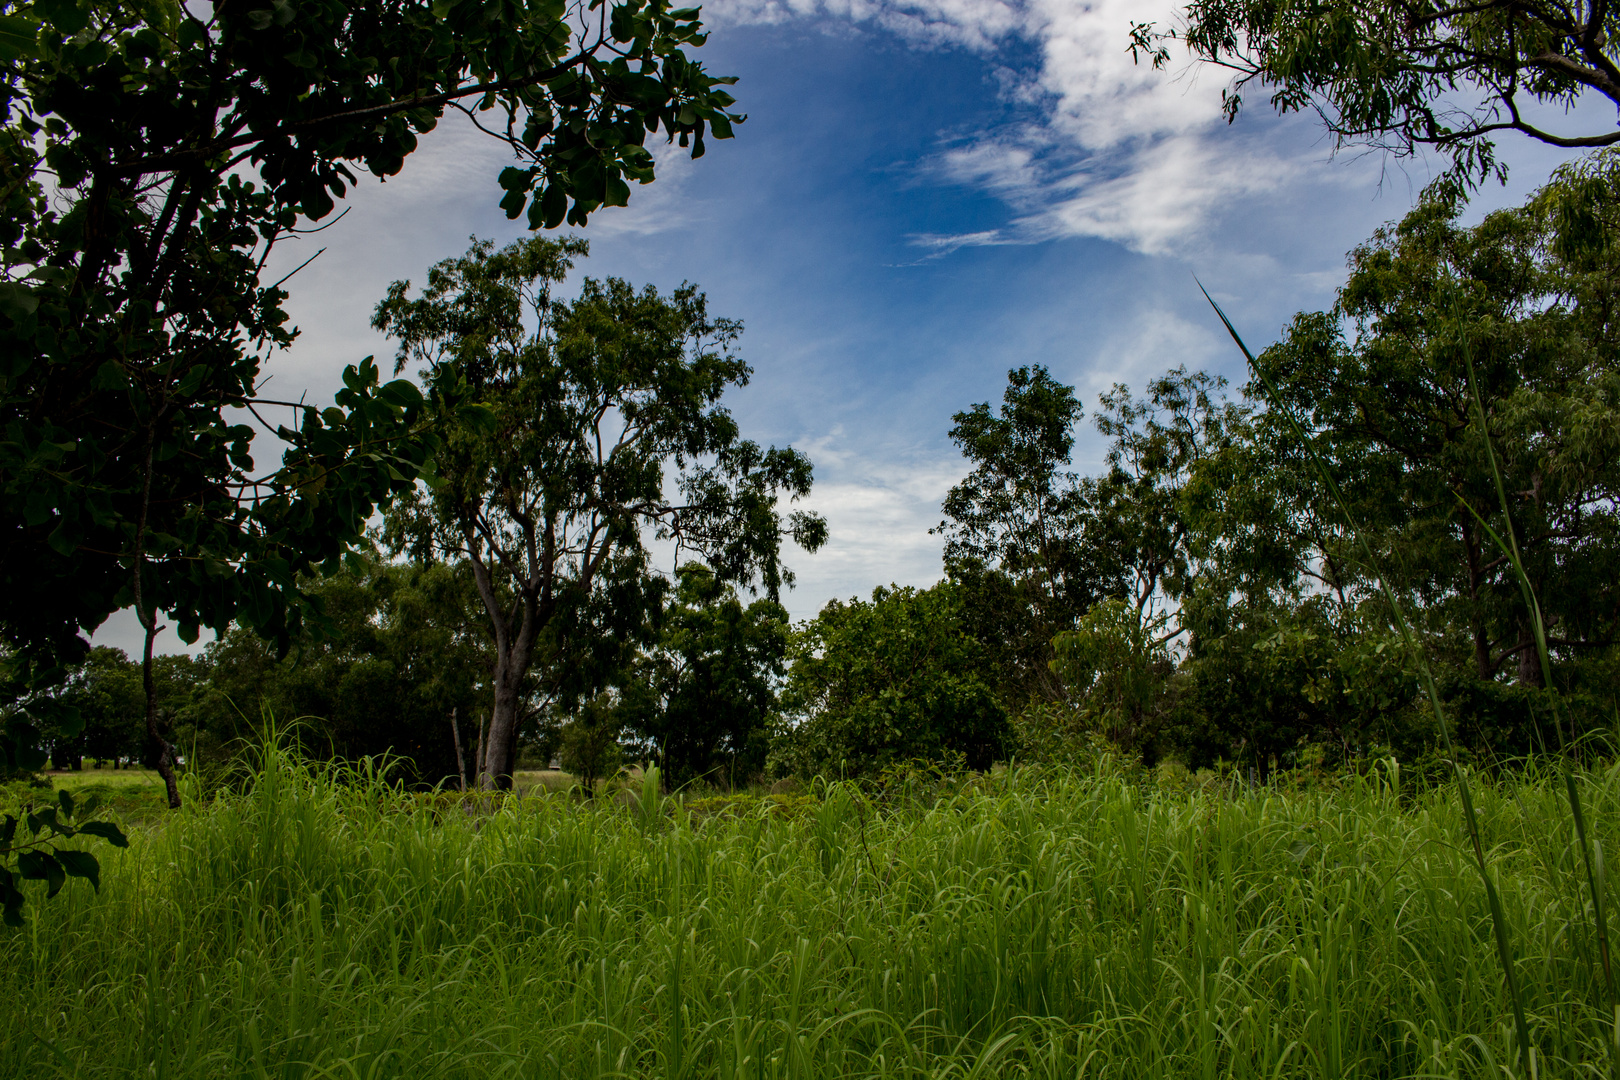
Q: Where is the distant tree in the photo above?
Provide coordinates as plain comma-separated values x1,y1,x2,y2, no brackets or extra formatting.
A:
1140,0,1620,185
1046,599,1175,758
1170,598,1357,779
776,583,1008,778
378,236,825,789
558,693,625,797
70,649,146,769
940,365,1238,711
48,648,141,770
935,366,1104,701
937,366,1094,621
1085,367,1243,633
199,557,488,782
1157,154,1620,770
620,564,789,789
19,647,205,772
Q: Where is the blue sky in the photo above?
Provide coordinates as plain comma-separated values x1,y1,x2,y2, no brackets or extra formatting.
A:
95,0,1601,654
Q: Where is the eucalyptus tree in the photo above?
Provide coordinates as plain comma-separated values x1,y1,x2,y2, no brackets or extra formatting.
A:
1086,367,1244,629
0,0,741,791
377,236,825,788
934,366,1099,700
1253,168,1620,688
618,563,790,788
937,365,1237,705
1136,0,1620,184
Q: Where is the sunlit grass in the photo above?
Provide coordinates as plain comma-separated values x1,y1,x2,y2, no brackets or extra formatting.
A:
47,766,167,789
1,746,1615,1079
514,768,578,795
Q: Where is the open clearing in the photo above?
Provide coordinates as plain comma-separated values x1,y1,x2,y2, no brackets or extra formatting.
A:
1,750,1614,1078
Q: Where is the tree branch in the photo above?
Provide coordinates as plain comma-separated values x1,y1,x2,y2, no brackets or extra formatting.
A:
112,52,594,178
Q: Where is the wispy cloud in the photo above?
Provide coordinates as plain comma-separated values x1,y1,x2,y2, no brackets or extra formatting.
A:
707,0,1331,254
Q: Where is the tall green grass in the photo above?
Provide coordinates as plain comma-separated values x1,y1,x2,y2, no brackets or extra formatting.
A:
1201,286,1620,1076
2,745,1617,1078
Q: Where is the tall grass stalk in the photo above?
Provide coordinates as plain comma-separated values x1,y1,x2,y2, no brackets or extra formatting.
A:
1199,285,1535,1068
1454,332,1618,1044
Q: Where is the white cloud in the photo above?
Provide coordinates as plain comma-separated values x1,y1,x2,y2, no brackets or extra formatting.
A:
781,452,963,620
708,0,1025,49
707,0,1327,254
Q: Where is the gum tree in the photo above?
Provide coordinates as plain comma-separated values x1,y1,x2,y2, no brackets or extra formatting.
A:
1138,0,1620,184
377,236,824,789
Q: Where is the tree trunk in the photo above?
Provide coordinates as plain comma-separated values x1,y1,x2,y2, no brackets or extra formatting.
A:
141,620,182,809
131,424,179,808
1461,517,1493,680
482,663,525,790
451,707,467,792
1516,621,1544,688
1474,624,1493,681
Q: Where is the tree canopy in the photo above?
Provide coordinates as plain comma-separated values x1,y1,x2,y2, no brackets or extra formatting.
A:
776,582,1009,779
1140,0,1620,184
0,0,741,785
620,564,790,789
378,235,825,788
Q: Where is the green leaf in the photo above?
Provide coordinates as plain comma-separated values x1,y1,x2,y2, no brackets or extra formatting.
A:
457,403,498,434
35,0,87,35
46,518,76,557
0,876,23,927
17,849,65,898
377,379,424,409
0,15,37,61
55,849,100,892
76,821,128,848
539,182,567,229
56,788,73,821
24,266,71,286
0,282,40,322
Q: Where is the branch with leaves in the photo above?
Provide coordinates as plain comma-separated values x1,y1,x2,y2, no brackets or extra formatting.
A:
1139,0,1620,186
0,787,127,926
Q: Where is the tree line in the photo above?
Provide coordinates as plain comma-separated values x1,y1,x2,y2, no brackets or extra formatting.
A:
34,150,1620,788
7,0,1620,806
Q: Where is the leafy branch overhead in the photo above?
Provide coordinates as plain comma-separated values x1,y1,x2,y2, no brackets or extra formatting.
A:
0,0,743,782
1139,0,1620,185
0,0,739,226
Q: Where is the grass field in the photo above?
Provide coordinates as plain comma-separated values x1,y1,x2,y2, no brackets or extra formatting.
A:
2,767,177,823
2,749,1616,1079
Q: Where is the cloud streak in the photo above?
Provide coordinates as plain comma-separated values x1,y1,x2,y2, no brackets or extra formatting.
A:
709,0,1321,254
